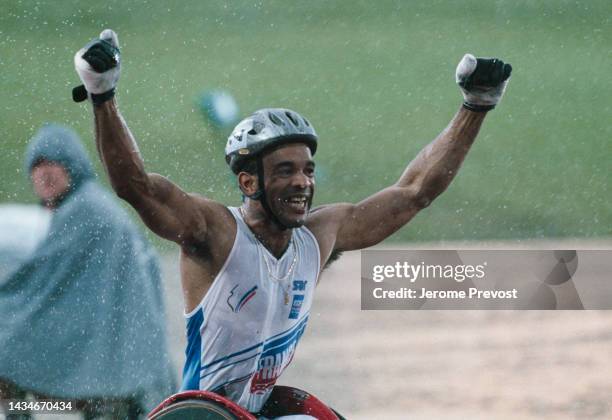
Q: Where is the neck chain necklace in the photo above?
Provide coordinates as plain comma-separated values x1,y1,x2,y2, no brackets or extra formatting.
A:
239,207,298,305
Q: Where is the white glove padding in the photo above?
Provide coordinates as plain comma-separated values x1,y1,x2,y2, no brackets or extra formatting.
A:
456,53,512,112
73,29,120,102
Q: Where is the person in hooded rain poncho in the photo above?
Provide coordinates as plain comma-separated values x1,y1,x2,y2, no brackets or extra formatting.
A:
0,124,176,418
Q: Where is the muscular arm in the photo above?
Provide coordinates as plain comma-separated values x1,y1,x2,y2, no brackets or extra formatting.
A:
93,100,207,244
309,107,486,255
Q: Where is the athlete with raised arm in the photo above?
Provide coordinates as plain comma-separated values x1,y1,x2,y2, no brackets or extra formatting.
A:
73,29,511,418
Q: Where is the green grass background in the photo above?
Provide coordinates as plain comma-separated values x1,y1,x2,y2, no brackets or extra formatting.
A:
1,0,610,249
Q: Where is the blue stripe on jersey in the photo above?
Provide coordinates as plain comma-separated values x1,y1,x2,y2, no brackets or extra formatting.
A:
200,319,309,380
181,307,204,391
260,317,308,354
200,352,261,379
199,314,309,375
265,313,309,342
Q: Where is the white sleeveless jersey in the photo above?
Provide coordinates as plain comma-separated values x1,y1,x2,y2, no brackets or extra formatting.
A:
181,207,321,413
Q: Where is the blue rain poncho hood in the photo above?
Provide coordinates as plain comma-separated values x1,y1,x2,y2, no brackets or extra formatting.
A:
24,124,95,191
0,125,176,415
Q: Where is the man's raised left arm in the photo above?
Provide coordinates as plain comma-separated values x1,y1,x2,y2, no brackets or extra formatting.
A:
309,54,512,255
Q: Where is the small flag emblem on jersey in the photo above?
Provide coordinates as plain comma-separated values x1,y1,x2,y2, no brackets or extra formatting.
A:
227,285,258,313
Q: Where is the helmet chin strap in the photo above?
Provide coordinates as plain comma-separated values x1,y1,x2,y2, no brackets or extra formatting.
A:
244,157,289,231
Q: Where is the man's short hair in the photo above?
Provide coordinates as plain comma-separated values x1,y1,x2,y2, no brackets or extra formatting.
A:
238,158,258,175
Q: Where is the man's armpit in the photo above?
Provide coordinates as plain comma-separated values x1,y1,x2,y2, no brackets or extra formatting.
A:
323,249,344,271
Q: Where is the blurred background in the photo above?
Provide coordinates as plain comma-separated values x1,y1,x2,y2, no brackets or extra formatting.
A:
1,1,611,418
2,0,610,244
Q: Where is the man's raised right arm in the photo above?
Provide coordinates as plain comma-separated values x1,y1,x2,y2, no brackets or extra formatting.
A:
74,29,206,245
93,101,207,244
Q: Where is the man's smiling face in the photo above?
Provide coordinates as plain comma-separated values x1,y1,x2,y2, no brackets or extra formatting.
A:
261,143,315,228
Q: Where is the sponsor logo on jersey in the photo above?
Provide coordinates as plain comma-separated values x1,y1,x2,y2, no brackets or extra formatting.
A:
227,284,258,313
289,294,304,319
292,279,307,291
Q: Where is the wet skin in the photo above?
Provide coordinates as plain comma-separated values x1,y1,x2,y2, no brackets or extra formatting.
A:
93,100,487,312
244,144,316,229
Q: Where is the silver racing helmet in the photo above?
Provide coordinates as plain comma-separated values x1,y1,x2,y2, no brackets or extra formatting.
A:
225,108,317,174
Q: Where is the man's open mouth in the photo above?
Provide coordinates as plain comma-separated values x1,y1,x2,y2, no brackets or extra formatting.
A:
282,194,309,212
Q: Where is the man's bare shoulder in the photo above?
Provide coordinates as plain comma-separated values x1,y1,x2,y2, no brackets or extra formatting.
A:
183,193,237,252
186,192,231,216
304,203,353,269
305,203,353,232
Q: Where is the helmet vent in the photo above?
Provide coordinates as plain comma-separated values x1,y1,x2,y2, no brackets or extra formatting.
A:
285,112,299,127
226,108,318,174
269,112,283,126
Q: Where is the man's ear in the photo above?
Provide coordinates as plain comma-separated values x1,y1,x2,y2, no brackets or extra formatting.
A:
238,172,259,197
